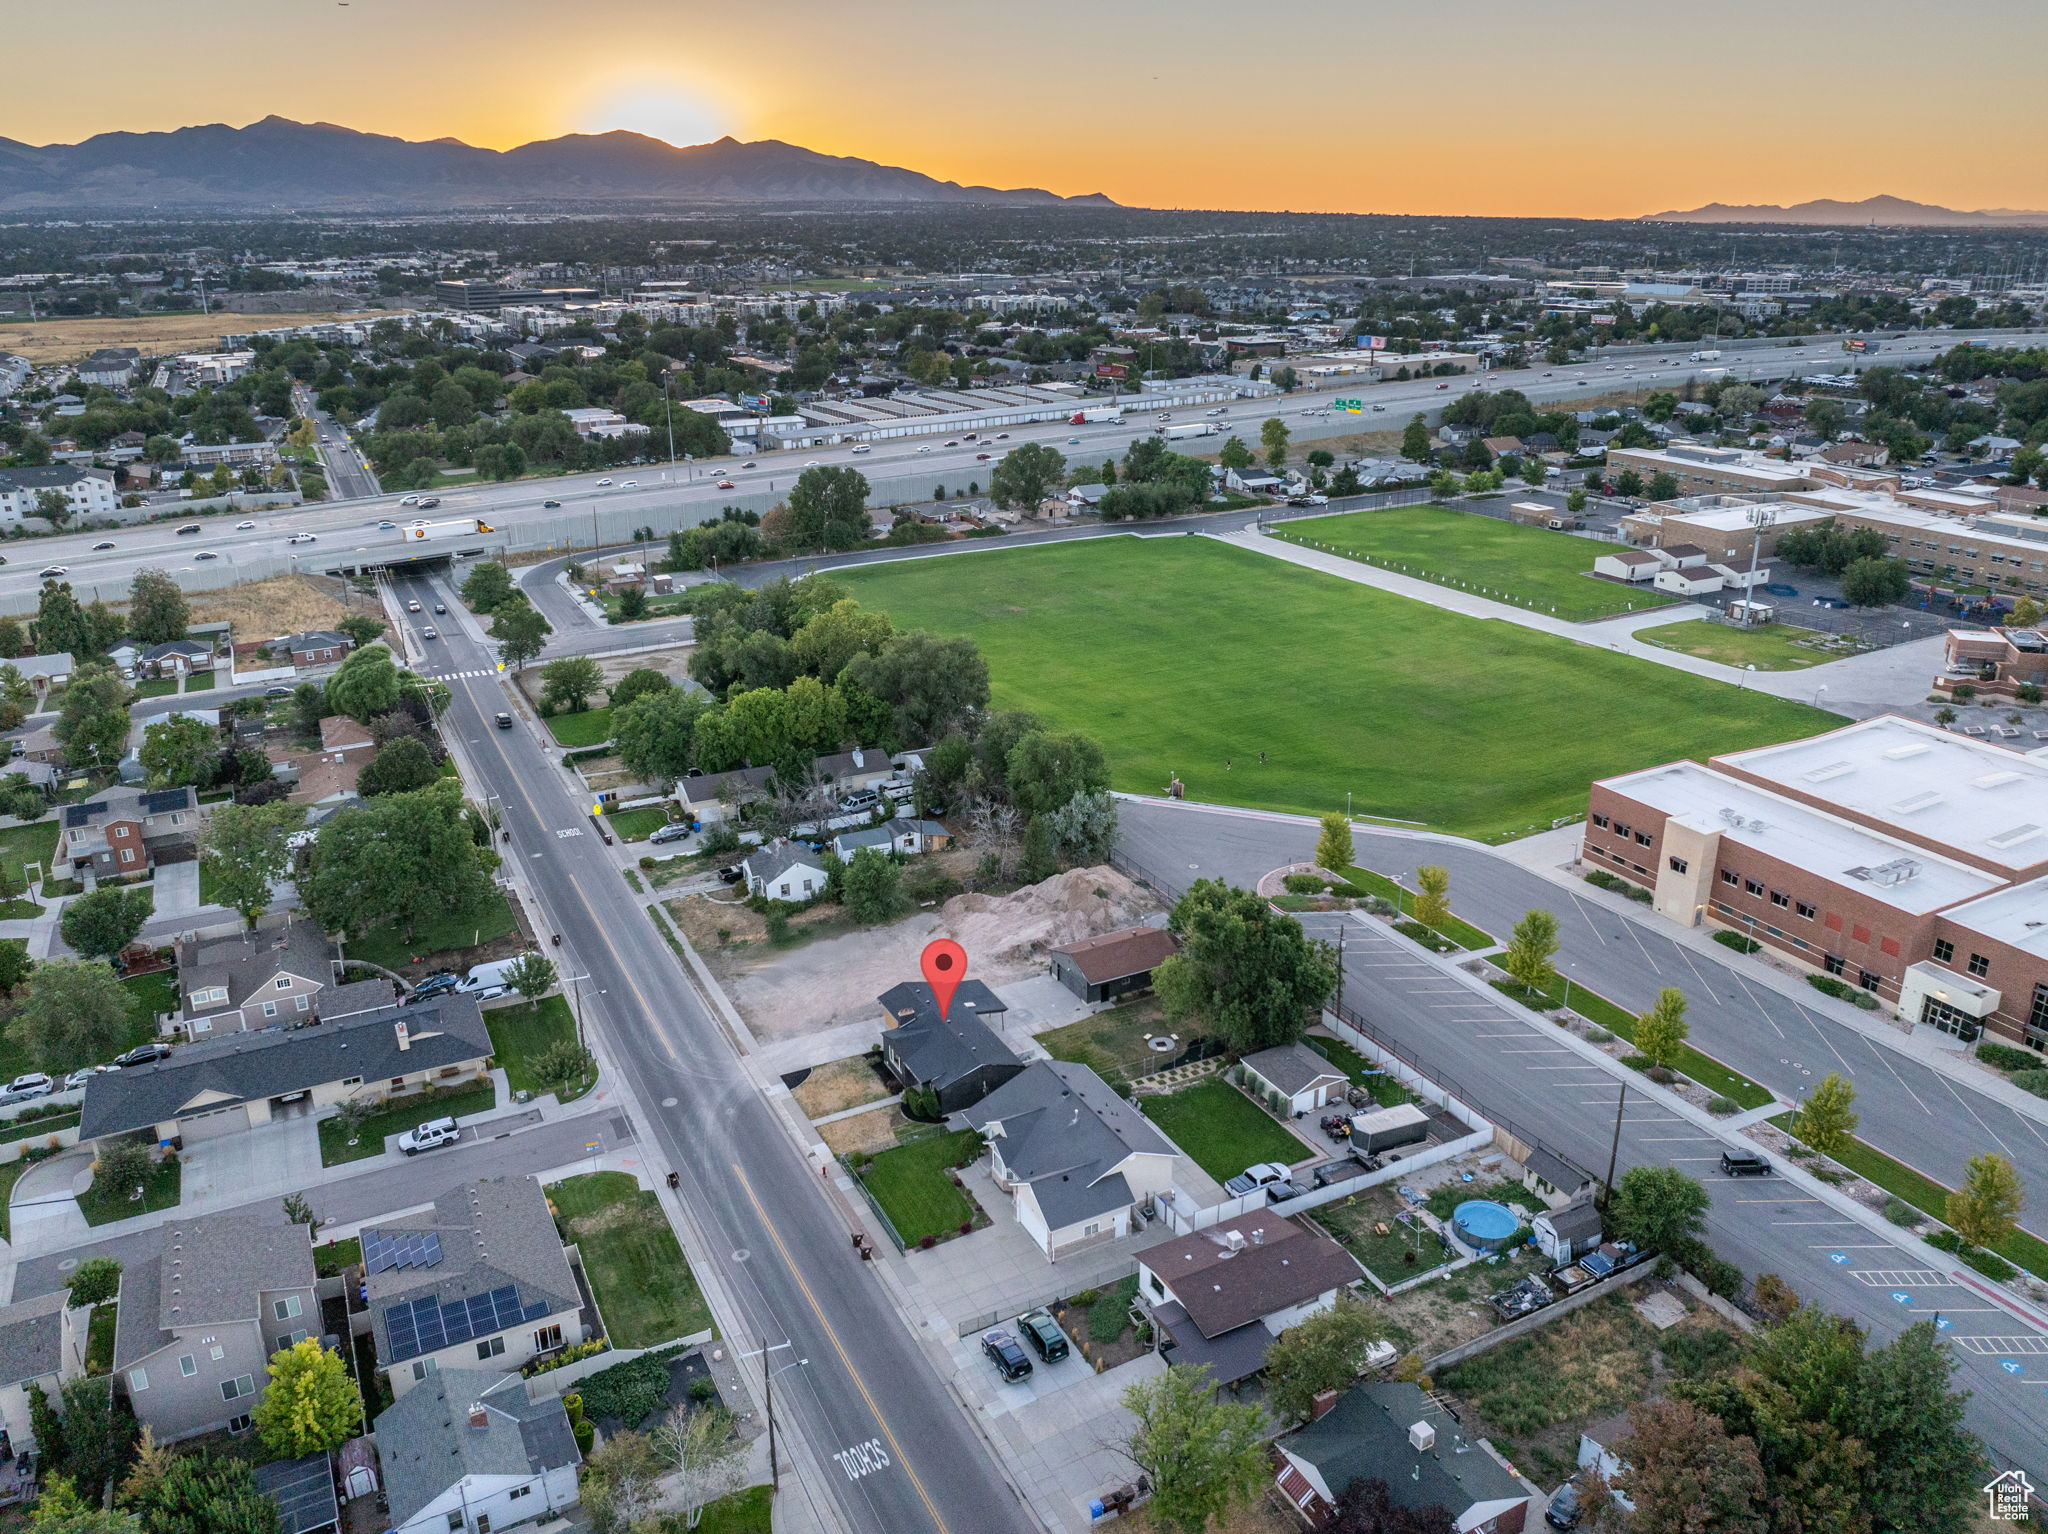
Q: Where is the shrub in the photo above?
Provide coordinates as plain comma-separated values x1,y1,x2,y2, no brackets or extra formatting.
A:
1645,1065,1676,1084
1586,1027,1613,1043
918,1234,935,1250
1712,931,1761,954
571,1419,595,1452
1672,1236,1744,1299
576,1352,675,1426
2019,683,2044,704
1620,1053,1656,1071
958,1220,973,1235
562,1392,583,1422
1882,1197,1922,1226
1959,1245,2018,1282
1977,1042,2043,1073
1068,1288,1101,1307
1806,974,1880,1009
1282,873,1328,895
687,1376,718,1403
2011,1070,2048,1101
1706,1095,1738,1115
1952,684,1976,701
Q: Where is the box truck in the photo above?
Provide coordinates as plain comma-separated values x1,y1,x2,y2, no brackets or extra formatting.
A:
402,517,496,542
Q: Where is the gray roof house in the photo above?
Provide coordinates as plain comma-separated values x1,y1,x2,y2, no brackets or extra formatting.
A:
877,979,1021,1114
957,1060,1177,1261
743,839,829,902
1521,1147,1595,1204
675,764,774,824
1239,1042,1350,1115
80,994,493,1146
62,785,203,877
176,923,392,1038
274,631,352,666
140,639,213,675
375,1370,581,1534
0,1290,85,1457
112,1213,319,1442
1275,1380,1533,1534
6,653,73,692
364,1177,587,1398
1531,1196,1604,1264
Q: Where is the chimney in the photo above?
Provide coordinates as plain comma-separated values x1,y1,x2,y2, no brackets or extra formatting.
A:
1311,1388,1342,1421
394,1019,411,1052
1408,1421,1435,1453
851,748,865,768
468,1403,489,1430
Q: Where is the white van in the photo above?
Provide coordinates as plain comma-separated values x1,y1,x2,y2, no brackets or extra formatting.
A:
456,954,539,1002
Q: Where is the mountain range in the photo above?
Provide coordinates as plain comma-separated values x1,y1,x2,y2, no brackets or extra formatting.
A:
0,116,1117,211
1648,193,2048,227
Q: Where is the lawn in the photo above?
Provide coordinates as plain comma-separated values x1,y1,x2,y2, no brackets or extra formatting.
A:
486,996,592,1101
855,1128,982,1246
1343,866,1494,950
1314,1185,1455,1285
1140,1076,1307,1184
1273,506,1679,621
313,1236,362,1278
0,1157,27,1239
1637,620,1840,671
79,1153,181,1227
604,807,673,841
1302,1035,1411,1106
1035,999,1174,1085
837,539,1833,841
317,1082,498,1166
545,707,614,748
0,820,60,891
695,1485,774,1534
547,1171,712,1347
85,1304,116,1376
132,678,180,700
345,891,520,971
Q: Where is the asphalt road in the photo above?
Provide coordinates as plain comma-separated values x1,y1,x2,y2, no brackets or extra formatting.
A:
8,328,2036,608
293,383,381,503
387,569,1033,1534
1115,799,2048,1475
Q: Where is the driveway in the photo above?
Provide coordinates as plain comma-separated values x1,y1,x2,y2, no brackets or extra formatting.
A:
179,1111,326,1214
151,859,201,919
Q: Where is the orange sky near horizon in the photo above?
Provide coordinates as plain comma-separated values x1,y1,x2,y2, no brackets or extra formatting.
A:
8,0,2048,219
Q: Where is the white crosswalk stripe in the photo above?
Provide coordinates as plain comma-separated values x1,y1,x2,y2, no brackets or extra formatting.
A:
1850,1270,1954,1287
429,668,496,680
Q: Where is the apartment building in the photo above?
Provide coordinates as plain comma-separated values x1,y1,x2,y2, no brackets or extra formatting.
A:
1585,716,2048,1050
0,465,119,522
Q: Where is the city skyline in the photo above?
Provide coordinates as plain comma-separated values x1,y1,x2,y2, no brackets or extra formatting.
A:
7,0,2047,220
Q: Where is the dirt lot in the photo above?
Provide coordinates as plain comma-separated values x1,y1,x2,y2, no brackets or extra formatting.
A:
678,865,1167,1045
189,573,357,640
0,310,404,365
515,643,694,706
790,1054,893,1119
819,1103,908,1155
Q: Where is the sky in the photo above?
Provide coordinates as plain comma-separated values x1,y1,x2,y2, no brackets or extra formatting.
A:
7,0,2047,219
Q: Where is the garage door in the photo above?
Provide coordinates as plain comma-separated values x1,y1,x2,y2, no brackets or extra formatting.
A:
177,1105,250,1141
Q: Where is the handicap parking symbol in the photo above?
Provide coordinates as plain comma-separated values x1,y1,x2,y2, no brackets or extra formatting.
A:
1935,1317,1953,1330
2001,1361,2024,1375
1892,1292,1913,1304
1827,1252,1849,1264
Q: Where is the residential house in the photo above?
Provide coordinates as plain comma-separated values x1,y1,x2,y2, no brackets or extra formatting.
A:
1520,1147,1595,1204
266,746,366,808
744,839,829,902
1138,1213,1363,1389
676,764,774,825
1814,439,1888,469
375,1370,581,1534
0,1290,86,1454
363,1177,586,1398
957,1060,1176,1261
8,653,74,696
0,467,118,523
877,979,1022,1114
319,716,376,758
62,786,203,877
112,1214,319,1441
1531,1197,1604,1264
0,759,56,800
1238,1043,1349,1116
79,995,493,1146
1048,925,1179,1004
176,923,392,1038
77,348,140,388
1275,1381,1532,1534
830,819,951,860
1065,483,1112,508
810,746,904,796
275,631,353,667
1479,436,1523,460
141,640,213,677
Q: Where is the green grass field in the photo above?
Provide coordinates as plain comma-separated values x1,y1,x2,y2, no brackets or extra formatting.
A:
545,707,614,748
1140,1076,1306,1183
604,806,673,841
1273,506,1678,620
318,1082,497,1166
0,820,59,891
346,891,520,971
1637,620,1842,671
547,1171,711,1346
856,1129,981,1245
838,538,1834,841
486,996,592,1101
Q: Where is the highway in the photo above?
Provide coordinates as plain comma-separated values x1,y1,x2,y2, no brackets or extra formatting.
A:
5,328,2036,612
384,569,1034,1534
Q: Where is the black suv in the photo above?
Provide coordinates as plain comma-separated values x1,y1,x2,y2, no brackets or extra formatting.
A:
1016,1310,1068,1363
980,1330,1033,1383
1720,1151,1771,1177
113,1042,173,1068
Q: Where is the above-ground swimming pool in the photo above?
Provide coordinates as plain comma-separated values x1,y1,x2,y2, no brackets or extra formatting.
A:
1452,1199,1521,1252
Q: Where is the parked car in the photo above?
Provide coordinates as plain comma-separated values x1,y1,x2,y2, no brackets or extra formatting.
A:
64,1066,111,1092
456,955,537,1001
495,712,513,730
980,1330,1033,1383
838,789,882,814
649,822,692,845
1544,1477,1585,1530
398,1117,461,1156
1016,1310,1069,1363
2,1073,53,1103
408,971,463,1002
1224,1162,1294,1198
1720,1151,1771,1177
113,1042,173,1068
716,865,744,885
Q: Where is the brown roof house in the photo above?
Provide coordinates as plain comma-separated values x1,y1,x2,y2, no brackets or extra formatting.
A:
319,716,377,757
1136,1213,1363,1389
1049,924,1179,1005
176,923,393,1039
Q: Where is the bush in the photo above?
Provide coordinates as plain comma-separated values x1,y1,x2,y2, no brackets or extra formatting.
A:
1706,1095,1738,1115
688,1376,718,1403
1620,1053,1656,1071
1806,974,1880,1009
575,1352,675,1426
2011,1070,2048,1101
1586,1027,1613,1043
1672,1236,1744,1299
2019,683,2044,704
1952,684,1976,701
1282,873,1328,895
1712,931,1761,954
1583,868,1651,902
571,1419,595,1452
1977,1042,2043,1073
1882,1196,1922,1226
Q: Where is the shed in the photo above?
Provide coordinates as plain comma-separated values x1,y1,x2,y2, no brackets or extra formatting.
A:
1532,1196,1604,1264
1239,1043,1349,1115
1047,925,1179,1004
1522,1147,1595,1203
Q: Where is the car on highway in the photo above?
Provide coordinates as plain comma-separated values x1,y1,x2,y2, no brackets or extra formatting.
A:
495,712,513,729
1436,383,1450,390
378,520,397,529
416,497,439,509
742,461,757,469
543,499,561,507
265,685,293,698
716,479,736,488
621,479,638,487
399,494,419,505
975,452,993,460
1016,1309,1069,1362
649,821,692,845
595,477,613,486
195,550,219,560
1371,403,1386,412
943,439,959,446
434,603,446,614
1720,1151,1771,1177
398,1117,461,1156
851,444,871,454
422,626,438,639
916,446,932,453
995,432,1010,439
176,523,201,535
37,566,66,578
287,533,317,544
980,1330,1033,1383
803,461,819,467
237,519,257,529
1542,371,1553,377
114,1042,173,1069
406,600,422,613
92,541,116,550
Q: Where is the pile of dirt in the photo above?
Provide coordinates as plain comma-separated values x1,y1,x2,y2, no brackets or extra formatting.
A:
937,867,1164,970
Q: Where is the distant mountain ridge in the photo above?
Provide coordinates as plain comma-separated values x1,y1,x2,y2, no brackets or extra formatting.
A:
1648,193,2048,227
0,116,1117,211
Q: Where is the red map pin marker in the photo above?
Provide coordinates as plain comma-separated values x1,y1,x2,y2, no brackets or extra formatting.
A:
921,939,967,1023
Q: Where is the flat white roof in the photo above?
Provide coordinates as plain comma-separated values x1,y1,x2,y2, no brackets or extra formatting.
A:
1664,502,1832,534
1941,877,2048,956
1603,759,2004,915
1614,445,1811,484
1715,716,2048,875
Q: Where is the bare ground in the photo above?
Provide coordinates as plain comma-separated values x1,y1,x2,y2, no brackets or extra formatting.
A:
0,310,407,364
189,573,357,641
819,1104,907,1155
693,866,1166,1045
790,1055,893,1119
515,644,693,706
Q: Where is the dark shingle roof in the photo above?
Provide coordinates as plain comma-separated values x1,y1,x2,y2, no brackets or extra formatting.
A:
375,1370,578,1526
182,924,337,1010
0,1290,67,1388
1285,1381,1527,1518
879,980,1017,1092
1143,1214,1361,1337
959,1060,1172,1229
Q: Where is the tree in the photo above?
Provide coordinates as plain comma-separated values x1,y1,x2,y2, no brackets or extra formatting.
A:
1400,415,1433,462
1005,730,1111,819
1841,556,1910,607
59,888,151,964
252,1338,358,1458
289,681,326,735
533,1039,595,1096
2006,594,2044,629
791,600,893,683
303,785,494,941
359,735,440,797
989,442,1066,509
0,771,41,820
1040,789,1119,866
28,1381,63,1472
1217,436,1254,471
615,586,649,621
24,1475,139,1534
1263,1293,1389,1426
0,616,23,659
1614,468,1645,499
1647,471,1680,502
1633,987,1690,1069
1794,1072,1858,1156
1411,865,1451,931
54,663,131,773
1017,813,1059,883
138,715,217,789
609,667,671,710
842,847,904,924
1330,1477,1455,1534
1612,1399,1768,1534
505,952,557,1002
1154,879,1337,1053
786,464,871,550
0,663,32,733
613,687,711,787
325,644,401,722
460,560,516,613
583,1430,664,1534
66,1257,121,1308
1946,1152,2024,1250
33,488,72,527
841,630,990,744
1499,909,1556,995
200,801,301,928
1260,416,1291,473
1118,1364,1269,1533
1608,1165,1710,1255
0,938,31,997
18,960,135,1072
124,1452,281,1534
1315,813,1353,876
55,1376,136,1505
489,598,552,671
37,579,85,659
336,612,386,648
280,1191,321,1236
125,570,188,646
652,1404,748,1529
1566,487,1589,515
1851,1320,1985,1534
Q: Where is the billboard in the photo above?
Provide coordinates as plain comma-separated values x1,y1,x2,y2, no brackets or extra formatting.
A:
1094,362,1130,380
1354,334,1388,349
739,393,772,412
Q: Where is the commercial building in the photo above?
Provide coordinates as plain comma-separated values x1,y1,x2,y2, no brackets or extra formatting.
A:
1586,715,2048,1049
1605,443,1818,496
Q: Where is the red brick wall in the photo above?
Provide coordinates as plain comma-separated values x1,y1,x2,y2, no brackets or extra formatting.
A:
1928,918,2048,1049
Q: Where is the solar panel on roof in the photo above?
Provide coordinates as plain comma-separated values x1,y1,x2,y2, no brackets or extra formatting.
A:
381,1283,555,1362
362,1230,443,1275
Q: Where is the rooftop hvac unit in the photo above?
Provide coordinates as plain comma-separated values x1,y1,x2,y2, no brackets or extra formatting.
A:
1408,1422,1436,1453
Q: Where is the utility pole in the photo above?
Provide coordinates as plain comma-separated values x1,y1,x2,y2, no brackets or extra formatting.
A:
1601,1081,1628,1209
763,1333,777,1487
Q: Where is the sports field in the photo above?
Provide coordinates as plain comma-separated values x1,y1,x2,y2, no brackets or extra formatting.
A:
1273,506,1677,621
838,537,1835,841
